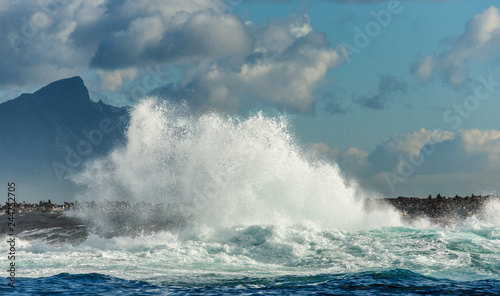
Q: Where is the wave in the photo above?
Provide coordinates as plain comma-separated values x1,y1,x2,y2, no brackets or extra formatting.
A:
72,98,401,231
3,269,500,295
16,98,494,285
4,222,500,282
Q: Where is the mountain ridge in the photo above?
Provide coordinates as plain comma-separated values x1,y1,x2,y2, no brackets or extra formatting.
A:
0,76,129,203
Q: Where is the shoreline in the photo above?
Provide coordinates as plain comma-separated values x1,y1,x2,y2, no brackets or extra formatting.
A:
2,194,498,219
383,194,498,224
3,194,498,214
1,195,498,238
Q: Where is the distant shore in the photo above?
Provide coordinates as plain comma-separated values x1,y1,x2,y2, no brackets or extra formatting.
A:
1,195,498,237
3,194,498,216
383,194,499,225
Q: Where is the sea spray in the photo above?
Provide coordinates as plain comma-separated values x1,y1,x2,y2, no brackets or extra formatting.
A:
72,98,401,231
480,198,500,226
5,100,500,282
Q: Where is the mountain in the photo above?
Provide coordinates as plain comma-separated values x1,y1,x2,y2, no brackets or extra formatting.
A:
0,77,129,203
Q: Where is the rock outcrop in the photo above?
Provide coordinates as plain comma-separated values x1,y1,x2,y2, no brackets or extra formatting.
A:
384,194,498,223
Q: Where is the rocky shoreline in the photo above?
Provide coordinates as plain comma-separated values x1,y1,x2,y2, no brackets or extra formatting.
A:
383,194,498,223
2,194,498,219
0,194,498,240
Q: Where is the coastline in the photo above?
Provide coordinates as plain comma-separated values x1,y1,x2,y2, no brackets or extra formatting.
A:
383,194,499,225
1,194,498,238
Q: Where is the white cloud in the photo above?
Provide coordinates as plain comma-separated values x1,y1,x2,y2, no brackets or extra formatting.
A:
311,142,340,159
413,53,437,81
376,128,454,156
156,16,347,113
469,6,500,44
0,0,343,113
459,129,500,163
413,6,500,85
96,68,138,91
311,142,369,178
288,14,313,38
91,10,254,69
313,128,500,197
345,146,368,158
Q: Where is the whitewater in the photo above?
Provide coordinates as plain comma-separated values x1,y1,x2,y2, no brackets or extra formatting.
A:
2,99,500,295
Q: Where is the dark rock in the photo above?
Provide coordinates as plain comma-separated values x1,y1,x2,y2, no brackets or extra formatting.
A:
0,76,129,203
384,194,499,224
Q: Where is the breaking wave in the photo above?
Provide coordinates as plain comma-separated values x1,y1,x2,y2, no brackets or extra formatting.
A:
72,98,400,231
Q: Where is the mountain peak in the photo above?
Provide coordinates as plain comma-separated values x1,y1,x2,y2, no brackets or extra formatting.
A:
34,76,89,104
0,76,129,203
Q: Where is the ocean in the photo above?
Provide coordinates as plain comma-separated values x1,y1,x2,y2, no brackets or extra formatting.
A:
3,222,500,295
3,99,500,295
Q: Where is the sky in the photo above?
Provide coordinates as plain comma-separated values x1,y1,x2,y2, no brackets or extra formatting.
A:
2,0,500,198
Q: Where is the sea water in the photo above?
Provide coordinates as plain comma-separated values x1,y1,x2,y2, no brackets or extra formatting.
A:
2,99,500,295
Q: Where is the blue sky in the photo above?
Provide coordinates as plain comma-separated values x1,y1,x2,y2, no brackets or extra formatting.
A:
2,0,500,197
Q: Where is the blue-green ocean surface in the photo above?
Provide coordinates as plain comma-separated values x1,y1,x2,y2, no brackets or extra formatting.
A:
3,220,500,295
3,101,499,295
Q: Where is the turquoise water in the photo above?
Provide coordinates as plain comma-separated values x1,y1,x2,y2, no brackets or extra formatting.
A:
3,220,500,294
7,222,500,281
3,99,499,294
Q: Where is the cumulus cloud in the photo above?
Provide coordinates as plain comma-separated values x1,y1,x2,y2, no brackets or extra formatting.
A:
1,0,106,87
356,75,408,110
412,6,500,86
91,10,253,69
313,128,500,197
0,0,225,87
153,14,347,113
0,0,345,114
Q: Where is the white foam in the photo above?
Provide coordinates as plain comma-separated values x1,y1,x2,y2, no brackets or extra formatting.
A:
73,98,400,231
9,99,500,282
